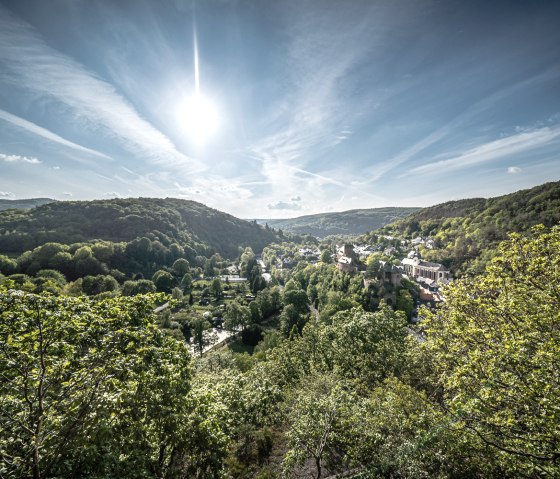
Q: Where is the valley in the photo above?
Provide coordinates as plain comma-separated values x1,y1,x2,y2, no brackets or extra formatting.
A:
1,181,559,478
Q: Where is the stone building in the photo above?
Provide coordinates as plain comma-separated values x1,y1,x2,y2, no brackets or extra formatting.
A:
336,243,358,274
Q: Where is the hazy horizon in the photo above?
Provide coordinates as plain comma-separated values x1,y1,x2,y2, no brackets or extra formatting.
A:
1,0,560,219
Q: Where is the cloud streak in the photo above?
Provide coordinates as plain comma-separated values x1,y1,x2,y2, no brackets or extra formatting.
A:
408,126,560,176
247,3,377,199
0,109,111,160
0,6,201,172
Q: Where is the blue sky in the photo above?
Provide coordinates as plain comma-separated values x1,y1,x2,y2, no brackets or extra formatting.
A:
0,0,559,218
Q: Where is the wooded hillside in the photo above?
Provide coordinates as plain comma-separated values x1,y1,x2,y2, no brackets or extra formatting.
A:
259,207,419,238
368,181,560,275
0,197,281,259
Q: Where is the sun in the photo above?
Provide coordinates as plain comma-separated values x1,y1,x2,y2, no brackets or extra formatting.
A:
178,93,220,145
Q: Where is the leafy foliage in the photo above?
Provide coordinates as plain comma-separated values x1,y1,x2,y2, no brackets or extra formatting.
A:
0,289,225,478
424,225,560,476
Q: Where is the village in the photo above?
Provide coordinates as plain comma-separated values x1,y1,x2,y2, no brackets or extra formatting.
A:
334,241,451,307
178,235,452,349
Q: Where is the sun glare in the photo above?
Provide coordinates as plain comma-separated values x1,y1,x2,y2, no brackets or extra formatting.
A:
178,93,220,145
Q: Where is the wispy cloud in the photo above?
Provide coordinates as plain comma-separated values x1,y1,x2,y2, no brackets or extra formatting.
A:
247,3,377,199
173,178,253,201
0,191,15,198
0,109,111,161
0,153,41,164
407,126,560,177
0,6,201,172
362,70,560,184
365,127,452,183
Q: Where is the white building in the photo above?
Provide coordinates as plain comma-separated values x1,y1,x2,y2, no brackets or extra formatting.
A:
401,257,450,282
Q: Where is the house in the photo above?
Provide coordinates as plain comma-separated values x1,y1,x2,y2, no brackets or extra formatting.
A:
419,287,442,303
219,275,247,283
226,265,239,275
384,246,397,256
281,257,294,269
298,248,320,259
354,244,376,258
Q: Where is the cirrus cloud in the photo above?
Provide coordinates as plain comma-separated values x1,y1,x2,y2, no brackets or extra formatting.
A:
0,6,201,172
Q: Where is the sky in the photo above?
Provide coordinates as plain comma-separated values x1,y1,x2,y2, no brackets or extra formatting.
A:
0,0,559,219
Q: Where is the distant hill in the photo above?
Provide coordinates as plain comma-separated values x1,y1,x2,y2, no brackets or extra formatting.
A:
366,181,560,275
0,197,282,259
257,207,420,238
0,198,55,211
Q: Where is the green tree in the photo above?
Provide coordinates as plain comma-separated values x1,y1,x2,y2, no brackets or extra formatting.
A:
190,316,218,356
320,249,332,264
90,241,115,264
125,236,152,261
0,290,197,479
395,289,413,320
224,300,251,332
181,272,193,291
203,259,216,278
283,288,309,314
349,378,500,478
172,258,190,277
49,251,73,276
122,279,157,296
172,286,184,301
249,300,262,324
152,270,175,293
283,374,359,479
280,304,306,336
425,225,560,475
211,277,223,299
81,274,119,296
0,254,18,275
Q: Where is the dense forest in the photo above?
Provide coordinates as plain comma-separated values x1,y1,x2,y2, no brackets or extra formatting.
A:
0,185,559,478
1,225,558,478
0,198,306,299
0,198,285,258
363,180,560,276
258,207,419,238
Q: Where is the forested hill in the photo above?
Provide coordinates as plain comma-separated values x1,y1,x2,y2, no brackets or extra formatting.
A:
369,180,560,275
0,197,281,258
0,198,55,211
258,207,419,238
